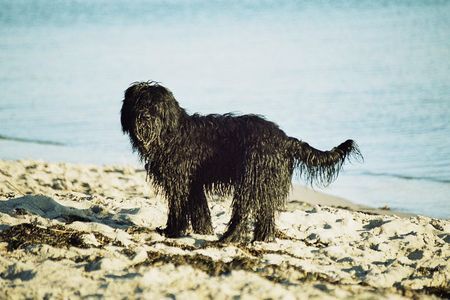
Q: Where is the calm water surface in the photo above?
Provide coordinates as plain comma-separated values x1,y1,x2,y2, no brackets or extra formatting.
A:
1,1,449,218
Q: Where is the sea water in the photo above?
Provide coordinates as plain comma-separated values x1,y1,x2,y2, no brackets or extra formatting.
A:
1,1,449,218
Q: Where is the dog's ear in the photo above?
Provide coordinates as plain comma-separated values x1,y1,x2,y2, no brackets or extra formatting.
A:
124,85,136,102
124,82,145,104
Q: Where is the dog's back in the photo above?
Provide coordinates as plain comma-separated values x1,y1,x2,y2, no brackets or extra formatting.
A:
175,113,292,191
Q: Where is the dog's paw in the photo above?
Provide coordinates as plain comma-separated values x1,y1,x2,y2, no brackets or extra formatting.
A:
156,226,185,238
219,232,247,244
252,235,276,243
155,226,165,235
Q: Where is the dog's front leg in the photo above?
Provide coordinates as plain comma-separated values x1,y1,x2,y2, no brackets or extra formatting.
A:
158,191,190,238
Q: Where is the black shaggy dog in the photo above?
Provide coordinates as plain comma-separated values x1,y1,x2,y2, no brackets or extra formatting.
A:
121,81,361,243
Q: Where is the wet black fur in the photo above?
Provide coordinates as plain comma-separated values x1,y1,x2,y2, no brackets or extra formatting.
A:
121,81,362,242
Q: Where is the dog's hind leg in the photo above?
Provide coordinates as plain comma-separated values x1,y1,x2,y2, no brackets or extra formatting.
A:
253,205,276,242
253,160,292,242
188,183,213,235
220,196,252,243
220,173,254,243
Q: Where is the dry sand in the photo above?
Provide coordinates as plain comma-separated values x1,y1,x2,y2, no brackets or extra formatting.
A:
0,159,448,299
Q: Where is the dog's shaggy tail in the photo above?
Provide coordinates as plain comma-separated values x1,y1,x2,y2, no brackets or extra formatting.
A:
289,138,362,187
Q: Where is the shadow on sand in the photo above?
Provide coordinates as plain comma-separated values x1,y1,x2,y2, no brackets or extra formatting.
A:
0,194,134,229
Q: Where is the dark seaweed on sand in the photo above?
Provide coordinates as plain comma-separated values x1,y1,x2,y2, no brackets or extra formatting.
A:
0,223,113,251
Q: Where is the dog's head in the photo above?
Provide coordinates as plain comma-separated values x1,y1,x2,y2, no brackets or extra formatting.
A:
121,81,176,134
121,81,184,154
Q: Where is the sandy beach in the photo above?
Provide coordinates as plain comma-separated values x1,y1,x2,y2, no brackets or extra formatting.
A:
0,159,448,299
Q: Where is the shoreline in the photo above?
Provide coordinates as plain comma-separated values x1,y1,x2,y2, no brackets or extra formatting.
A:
288,185,415,218
0,159,449,299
